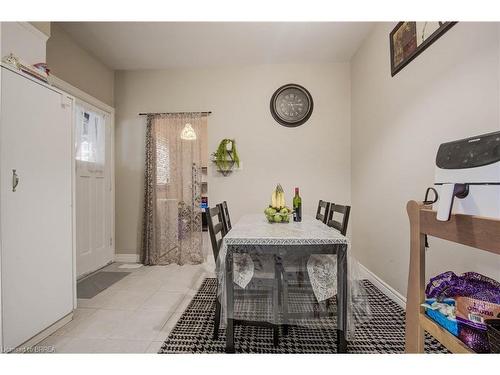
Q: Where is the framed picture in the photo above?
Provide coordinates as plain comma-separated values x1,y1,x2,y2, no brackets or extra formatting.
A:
390,22,457,76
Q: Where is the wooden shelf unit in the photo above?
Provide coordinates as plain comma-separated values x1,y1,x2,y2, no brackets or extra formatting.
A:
405,200,500,353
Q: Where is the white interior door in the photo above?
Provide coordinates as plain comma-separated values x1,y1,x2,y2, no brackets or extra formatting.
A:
1,67,74,349
75,104,113,278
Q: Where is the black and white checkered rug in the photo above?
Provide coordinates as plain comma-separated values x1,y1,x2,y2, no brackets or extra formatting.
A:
159,278,448,354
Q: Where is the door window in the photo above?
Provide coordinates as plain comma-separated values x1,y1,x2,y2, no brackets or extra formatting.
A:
76,105,105,173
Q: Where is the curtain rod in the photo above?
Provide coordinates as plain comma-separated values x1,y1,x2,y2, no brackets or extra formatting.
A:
139,111,212,116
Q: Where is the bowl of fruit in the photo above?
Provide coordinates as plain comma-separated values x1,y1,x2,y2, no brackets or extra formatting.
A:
264,184,294,223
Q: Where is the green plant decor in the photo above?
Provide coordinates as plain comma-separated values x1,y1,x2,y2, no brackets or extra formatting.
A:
213,139,240,175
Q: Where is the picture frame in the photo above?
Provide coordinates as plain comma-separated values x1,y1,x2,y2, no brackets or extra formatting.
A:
390,22,457,77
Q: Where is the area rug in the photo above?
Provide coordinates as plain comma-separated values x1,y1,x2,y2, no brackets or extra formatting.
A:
158,278,448,354
77,271,130,299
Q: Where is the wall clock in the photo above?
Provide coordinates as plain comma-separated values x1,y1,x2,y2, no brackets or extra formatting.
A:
270,83,313,127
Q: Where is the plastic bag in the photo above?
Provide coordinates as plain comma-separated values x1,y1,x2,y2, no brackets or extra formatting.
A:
426,271,500,304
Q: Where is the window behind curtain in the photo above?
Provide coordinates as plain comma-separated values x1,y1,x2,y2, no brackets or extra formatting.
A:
156,133,170,185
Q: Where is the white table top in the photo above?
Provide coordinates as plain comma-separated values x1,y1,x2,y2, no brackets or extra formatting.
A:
223,214,349,246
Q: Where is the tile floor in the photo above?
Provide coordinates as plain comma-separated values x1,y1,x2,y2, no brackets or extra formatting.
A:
38,233,215,353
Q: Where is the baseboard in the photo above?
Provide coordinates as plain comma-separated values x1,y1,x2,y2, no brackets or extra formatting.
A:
358,263,407,309
114,253,140,263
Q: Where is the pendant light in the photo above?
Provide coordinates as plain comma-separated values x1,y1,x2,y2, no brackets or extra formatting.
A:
180,123,197,140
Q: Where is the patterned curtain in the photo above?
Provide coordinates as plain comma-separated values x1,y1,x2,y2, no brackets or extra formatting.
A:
141,113,205,265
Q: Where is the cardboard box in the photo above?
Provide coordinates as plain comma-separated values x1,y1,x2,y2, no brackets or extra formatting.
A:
456,296,500,330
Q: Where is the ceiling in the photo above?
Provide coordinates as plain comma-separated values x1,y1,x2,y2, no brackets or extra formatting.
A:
58,22,374,70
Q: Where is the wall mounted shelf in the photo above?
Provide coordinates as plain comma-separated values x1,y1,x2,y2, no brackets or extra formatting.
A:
211,156,240,176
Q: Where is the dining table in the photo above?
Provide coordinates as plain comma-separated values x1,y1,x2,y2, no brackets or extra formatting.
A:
216,214,350,353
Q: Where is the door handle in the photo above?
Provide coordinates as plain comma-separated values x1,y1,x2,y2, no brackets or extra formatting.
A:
12,169,19,192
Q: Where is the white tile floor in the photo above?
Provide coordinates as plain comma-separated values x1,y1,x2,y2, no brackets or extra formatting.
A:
39,233,215,353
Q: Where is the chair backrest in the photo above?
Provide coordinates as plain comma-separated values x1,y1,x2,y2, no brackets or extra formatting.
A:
316,200,331,224
219,200,232,234
206,205,225,261
327,204,351,235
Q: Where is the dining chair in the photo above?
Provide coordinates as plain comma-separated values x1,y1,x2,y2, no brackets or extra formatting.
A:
281,202,351,333
327,204,351,235
323,203,351,311
207,204,280,346
206,205,225,339
316,200,331,224
218,200,232,234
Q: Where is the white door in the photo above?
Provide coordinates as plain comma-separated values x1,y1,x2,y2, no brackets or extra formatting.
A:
75,104,113,278
0,67,74,349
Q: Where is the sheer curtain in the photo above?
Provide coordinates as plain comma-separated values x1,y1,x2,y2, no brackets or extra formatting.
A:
142,113,205,265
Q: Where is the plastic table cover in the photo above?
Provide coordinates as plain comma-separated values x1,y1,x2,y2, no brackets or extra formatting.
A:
216,214,371,341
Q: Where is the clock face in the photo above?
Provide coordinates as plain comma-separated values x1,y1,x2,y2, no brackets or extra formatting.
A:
270,84,313,127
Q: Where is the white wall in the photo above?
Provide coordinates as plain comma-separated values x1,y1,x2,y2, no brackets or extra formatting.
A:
29,22,51,37
1,22,48,64
114,63,351,255
351,22,500,297
47,23,114,106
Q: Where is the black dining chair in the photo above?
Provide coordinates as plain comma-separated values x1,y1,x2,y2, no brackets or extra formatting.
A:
327,204,351,235
281,202,351,332
207,203,280,346
206,205,225,340
323,203,351,311
316,200,331,224
217,201,232,234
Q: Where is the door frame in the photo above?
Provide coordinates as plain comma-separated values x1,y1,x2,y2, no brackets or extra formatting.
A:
50,75,115,298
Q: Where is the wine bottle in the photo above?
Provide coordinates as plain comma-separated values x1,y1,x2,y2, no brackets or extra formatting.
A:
293,187,302,222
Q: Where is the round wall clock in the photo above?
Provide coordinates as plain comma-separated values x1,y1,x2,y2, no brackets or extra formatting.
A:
270,83,313,127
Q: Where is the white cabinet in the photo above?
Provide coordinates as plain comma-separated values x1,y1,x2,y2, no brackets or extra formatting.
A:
0,65,74,351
